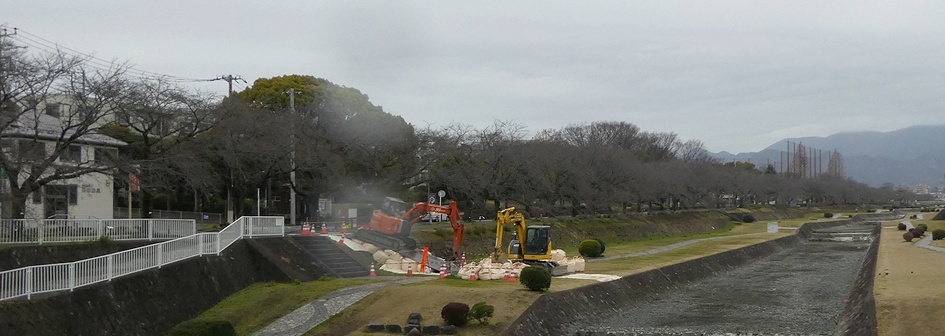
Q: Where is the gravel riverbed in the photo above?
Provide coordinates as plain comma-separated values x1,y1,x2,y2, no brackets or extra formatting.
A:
569,240,871,336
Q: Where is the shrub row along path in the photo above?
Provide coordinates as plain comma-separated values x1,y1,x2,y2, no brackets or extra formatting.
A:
254,231,781,335
569,239,871,335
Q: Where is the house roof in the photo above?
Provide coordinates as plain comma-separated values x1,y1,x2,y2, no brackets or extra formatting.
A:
2,112,126,147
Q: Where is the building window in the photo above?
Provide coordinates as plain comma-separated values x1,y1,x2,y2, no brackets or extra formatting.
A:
62,145,81,162
19,141,45,160
46,103,61,118
32,187,42,204
68,185,78,205
94,147,118,163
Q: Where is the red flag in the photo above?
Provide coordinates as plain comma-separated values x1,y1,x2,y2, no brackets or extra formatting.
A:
129,173,139,192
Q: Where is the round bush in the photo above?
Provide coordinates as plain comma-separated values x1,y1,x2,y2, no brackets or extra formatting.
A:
169,318,236,336
897,223,907,231
519,265,552,291
933,229,945,241
595,238,606,255
824,212,833,218
578,240,603,258
468,301,495,325
917,224,928,232
440,302,469,327
742,214,756,223
903,232,914,242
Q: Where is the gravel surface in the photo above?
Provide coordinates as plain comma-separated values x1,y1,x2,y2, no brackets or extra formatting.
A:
569,240,871,336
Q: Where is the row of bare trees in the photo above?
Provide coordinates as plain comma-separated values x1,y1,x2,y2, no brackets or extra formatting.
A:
0,39,912,220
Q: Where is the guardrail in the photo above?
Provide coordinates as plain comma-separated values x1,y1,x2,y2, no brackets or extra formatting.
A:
0,219,197,244
0,216,283,301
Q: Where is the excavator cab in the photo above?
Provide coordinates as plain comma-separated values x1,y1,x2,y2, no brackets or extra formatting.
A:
506,226,552,261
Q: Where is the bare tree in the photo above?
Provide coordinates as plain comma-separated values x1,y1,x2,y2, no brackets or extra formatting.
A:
0,40,130,218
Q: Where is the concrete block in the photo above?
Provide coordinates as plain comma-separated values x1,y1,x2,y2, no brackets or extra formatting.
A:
405,324,421,334
384,324,401,333
441,325,458,335
365,324,384,332
422,325,440,335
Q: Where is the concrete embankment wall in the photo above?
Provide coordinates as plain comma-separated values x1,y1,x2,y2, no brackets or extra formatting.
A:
503,218,886,336
0,237,325,336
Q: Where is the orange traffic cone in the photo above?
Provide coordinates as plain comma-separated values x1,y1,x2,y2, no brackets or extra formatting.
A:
321,223,328,235
468,270,477,281
407,264,413,276
369,264,377,278
503,268,510,281
507,269,518,282
337,234,345,246
302,224,310,235
439,264,448,279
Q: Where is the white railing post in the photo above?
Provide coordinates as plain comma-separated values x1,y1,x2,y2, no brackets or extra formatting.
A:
25,267,32,300
281,217,286,237
107,255,114,281
68,264,76,292
247,217,254,238
148,220,154,241
96,220,104,239
216,233,221,256
37,221,44,245
157,243,164,268
198,235,204,256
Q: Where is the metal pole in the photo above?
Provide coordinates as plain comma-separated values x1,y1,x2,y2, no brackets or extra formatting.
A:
286,89,298,227
256,188,261,215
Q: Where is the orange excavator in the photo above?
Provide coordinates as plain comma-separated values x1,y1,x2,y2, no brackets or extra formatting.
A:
356,197,465,260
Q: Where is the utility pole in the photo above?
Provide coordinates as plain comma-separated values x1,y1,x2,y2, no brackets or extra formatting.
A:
285,88,299,227
211,74,245,223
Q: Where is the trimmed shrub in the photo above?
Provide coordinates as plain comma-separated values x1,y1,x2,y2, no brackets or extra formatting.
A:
594,238,606,255
933,229,945,241
441,302,469,327
904,232,914,242
578,240,603,258
917,224,928,232
742,214,756,223
824,212,833,218
168,319,236,336
897,223,907,231
519,265,552,292
468,301,495,325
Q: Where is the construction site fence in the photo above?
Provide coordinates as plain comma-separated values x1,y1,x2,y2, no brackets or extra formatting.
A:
0,216,284,301
0,219,196,244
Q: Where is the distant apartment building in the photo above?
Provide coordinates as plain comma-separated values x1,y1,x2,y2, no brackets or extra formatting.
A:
1,98,125,219
914,184,930,195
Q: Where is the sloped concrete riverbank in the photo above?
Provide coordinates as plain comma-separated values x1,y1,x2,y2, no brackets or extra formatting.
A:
503,215,895,336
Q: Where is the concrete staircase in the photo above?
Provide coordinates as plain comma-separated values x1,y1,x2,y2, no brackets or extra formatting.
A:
293,236,368,278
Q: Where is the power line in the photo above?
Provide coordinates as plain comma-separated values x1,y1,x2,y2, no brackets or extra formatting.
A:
7,27,217,83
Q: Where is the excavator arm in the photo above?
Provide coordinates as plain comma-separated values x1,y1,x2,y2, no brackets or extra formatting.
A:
403,201,465,260
493,207,527,262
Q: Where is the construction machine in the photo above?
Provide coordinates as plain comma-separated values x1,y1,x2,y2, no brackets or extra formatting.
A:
492,207,566,274
356,197,466,260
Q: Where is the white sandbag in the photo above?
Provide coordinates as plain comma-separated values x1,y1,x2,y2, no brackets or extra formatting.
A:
372,250,390,264
385,250,403,261
551,249,567,262
572,258,585,272
401,258,417,272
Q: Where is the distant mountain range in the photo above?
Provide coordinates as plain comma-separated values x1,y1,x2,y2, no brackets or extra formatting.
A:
710,125,945,187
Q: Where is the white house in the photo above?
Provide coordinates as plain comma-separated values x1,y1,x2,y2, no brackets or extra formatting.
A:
2,104,125,219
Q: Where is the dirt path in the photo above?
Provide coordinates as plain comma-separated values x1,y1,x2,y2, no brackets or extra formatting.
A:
874,219,945,336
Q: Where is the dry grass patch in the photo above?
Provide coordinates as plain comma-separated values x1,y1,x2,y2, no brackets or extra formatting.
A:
875,219,945,336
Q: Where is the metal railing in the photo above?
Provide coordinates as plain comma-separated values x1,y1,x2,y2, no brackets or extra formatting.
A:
0,216,284,301
114,207,225,225
0,219,196,244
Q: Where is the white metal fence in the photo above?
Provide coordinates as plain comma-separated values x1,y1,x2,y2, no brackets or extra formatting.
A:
0,216,284,301
0,219,196,244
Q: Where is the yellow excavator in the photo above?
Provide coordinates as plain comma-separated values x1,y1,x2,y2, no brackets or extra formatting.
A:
492,207,567,275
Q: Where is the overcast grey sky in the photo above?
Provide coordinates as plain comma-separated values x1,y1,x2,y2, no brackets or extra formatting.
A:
6,1,945,153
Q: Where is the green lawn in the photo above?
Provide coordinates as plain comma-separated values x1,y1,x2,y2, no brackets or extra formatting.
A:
189,278,378,335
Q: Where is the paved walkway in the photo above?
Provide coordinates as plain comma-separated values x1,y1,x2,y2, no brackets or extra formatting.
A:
913,233,945,252
589,232,773,262
253,276,434,336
